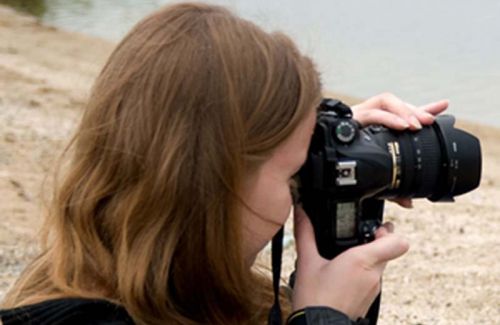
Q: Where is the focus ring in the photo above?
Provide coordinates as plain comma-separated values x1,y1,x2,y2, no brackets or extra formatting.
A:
413,127,442,197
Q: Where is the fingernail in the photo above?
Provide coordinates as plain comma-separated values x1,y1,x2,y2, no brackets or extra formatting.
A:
385,222,395,233
409,116,422,129
424,112,435,122
398,117,410,128
424,112,435,119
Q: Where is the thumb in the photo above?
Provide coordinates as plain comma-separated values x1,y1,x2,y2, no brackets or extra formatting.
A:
360,233,410,266
294,205,324,266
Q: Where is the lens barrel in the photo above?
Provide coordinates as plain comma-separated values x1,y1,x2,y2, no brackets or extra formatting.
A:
374,115,482,201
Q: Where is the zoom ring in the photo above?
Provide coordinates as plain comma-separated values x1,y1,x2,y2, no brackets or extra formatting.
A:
413,127,442,197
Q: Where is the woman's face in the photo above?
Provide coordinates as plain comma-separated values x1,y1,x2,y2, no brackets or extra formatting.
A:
240,106,317,263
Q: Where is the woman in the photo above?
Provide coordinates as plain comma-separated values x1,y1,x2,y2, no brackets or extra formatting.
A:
0,3,447,324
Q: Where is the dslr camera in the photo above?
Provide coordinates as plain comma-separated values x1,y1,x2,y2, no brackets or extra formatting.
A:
298,98,482,259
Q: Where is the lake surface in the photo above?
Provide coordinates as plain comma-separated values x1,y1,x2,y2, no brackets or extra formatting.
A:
3,0,500,127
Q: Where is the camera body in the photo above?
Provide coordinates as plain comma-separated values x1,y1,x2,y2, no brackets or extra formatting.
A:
298,99,482,259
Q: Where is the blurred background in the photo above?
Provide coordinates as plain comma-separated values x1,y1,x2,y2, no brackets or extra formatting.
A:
0,1,499,324
1,0,499,126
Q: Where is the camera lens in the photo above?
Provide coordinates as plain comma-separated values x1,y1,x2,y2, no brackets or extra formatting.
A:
375,115,482,201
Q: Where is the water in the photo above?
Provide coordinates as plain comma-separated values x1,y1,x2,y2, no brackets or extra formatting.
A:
3,0,500,127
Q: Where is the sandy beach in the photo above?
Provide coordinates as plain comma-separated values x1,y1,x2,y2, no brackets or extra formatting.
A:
0,5,498,324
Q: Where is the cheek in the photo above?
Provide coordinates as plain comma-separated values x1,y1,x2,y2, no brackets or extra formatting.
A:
265,182,293,225
244,172,293,226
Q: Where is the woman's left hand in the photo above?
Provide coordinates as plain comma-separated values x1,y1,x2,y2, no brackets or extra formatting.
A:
351,93,449,207
352,92,448,130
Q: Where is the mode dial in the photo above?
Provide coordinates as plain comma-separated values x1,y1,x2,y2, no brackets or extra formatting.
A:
334,120,356,144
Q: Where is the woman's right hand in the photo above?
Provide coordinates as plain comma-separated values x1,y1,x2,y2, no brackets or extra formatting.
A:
292,206,409,320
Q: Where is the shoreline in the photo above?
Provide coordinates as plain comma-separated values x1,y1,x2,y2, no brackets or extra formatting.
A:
1,5,499,323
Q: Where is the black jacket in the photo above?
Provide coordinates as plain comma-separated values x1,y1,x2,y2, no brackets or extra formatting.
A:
0,298,134,325
0,298,362,324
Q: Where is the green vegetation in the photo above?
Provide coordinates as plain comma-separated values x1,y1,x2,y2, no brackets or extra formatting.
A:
0,0,47,17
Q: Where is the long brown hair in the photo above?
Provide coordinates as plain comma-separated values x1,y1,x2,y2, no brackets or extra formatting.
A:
3,3,321,324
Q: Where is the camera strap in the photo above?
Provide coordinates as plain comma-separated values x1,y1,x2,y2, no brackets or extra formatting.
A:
268,226,284,325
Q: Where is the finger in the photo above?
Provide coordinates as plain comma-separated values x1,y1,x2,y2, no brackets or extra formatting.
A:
375,225,389,237
381,221,394,234
391,198,413,208
408,105,436,125
404,102,417,110
294,206,324,266
358,109,410,130
361,233,410,265
374,222,394,238
382,222,394,233
406,100,449,124
375,93,422,130
420,99,449,115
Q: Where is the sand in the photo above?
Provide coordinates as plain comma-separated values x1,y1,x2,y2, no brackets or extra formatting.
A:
0,5,498,324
